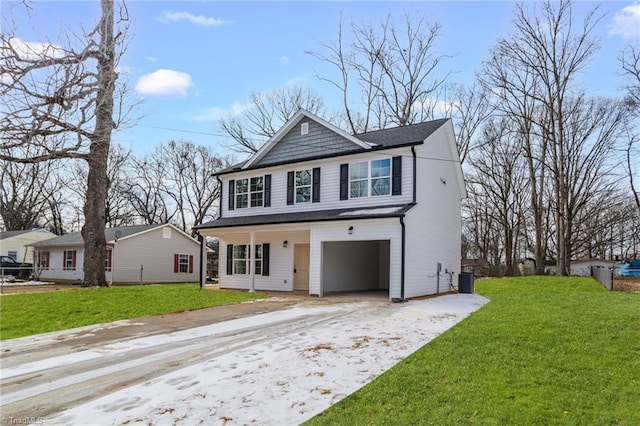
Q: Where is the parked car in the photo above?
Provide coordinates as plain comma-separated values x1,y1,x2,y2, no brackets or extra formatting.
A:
0,255,32,280
619,260,640,277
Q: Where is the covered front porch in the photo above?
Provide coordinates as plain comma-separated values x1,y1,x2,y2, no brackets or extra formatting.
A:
197,221,397,299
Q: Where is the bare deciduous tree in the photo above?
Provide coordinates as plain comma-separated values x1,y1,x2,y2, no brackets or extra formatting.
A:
220,86,324,155
481,0,607,275
0,159,64,230
0,0,129,286
308,12,448,133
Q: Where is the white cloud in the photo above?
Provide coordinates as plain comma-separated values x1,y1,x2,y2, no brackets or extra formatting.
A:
145,56,158,63
609,4,640,40
135,69,193,97
2,38,64,61
280,56,289,65
157,11,229,27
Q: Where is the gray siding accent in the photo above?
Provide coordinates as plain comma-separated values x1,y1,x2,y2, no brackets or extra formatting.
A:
257,121,361,166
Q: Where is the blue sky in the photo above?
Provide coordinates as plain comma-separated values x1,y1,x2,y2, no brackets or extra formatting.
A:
5,1,640,157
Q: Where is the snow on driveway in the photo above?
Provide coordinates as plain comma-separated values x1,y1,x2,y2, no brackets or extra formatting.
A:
6,293,488,425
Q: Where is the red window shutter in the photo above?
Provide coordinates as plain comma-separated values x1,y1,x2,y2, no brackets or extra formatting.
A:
72,251,77,270
63,250,67,267
37,252,41,266
45,251,50,268
107,249,112,269
174,254,179,273
189,255,194,274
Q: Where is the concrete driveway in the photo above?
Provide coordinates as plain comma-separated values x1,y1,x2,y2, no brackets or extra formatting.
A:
0,293,488,425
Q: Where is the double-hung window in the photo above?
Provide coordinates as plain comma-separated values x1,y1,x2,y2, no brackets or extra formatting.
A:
63,250,76,270
105,248,112,271
295,170,312,203
226,243,270,276
235,177,264,208
233,245,248,274
349,158,391,198
254,244,263,275
178,254,190,273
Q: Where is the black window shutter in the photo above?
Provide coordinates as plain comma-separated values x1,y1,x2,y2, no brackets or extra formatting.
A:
339,164,349,200
392,156,402,195
264,174,271,207
287,171,294,205
262,243,270,276
228,180,235,210
312,167,321,203
226,244,233,275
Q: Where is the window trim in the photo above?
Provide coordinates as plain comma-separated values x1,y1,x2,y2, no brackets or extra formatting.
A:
105,248,112,272
294,169,312,204
234,176,265,209
37,251,50,270
232,244,249,275
178,253,189,274
63,250,76,271
348,158,392,199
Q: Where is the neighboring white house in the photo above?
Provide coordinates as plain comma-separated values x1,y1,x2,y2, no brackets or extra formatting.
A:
194,109,466,301
30,224,201,284
570,259,618,277
0,229,58,263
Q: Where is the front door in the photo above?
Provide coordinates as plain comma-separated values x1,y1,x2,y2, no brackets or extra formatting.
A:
294,244,310,291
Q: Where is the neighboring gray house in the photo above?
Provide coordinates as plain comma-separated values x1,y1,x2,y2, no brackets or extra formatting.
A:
31,224,200,284
194,109,466,300
0,229,57,264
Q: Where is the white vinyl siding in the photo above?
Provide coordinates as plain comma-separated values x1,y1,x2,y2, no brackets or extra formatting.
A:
221,149,412,217
216,229,310,292
403,124,463,298
36,226,199,284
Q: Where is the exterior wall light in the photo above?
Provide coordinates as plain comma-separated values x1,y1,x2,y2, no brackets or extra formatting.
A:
348,226,354,235
283,240,288,248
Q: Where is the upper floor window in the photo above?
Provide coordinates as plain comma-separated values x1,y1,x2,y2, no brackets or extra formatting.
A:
295,170,312,203
235,177,264,209
349,158,391,198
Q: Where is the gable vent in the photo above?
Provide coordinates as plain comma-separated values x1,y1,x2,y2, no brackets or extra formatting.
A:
301,122,309,135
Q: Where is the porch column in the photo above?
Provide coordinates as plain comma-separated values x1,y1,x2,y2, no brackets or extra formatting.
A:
249,231,256,293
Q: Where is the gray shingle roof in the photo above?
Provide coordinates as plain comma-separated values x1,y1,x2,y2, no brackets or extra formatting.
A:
194,204,415,230
30,224,164,247
354,118,449,147
0,230,31,240
217,118,449,175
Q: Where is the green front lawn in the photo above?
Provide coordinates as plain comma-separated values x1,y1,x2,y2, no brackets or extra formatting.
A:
0,284,266,340
307,276,640,425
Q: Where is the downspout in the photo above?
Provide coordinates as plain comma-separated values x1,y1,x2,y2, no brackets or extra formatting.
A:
216,175,224,219
411,146,417,204
399,216,406,301
195,231,205,290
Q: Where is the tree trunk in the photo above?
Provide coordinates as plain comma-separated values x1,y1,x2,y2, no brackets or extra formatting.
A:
81,0,116,287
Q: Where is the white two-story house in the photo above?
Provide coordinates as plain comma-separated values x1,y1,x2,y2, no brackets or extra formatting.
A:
194,109,466,301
